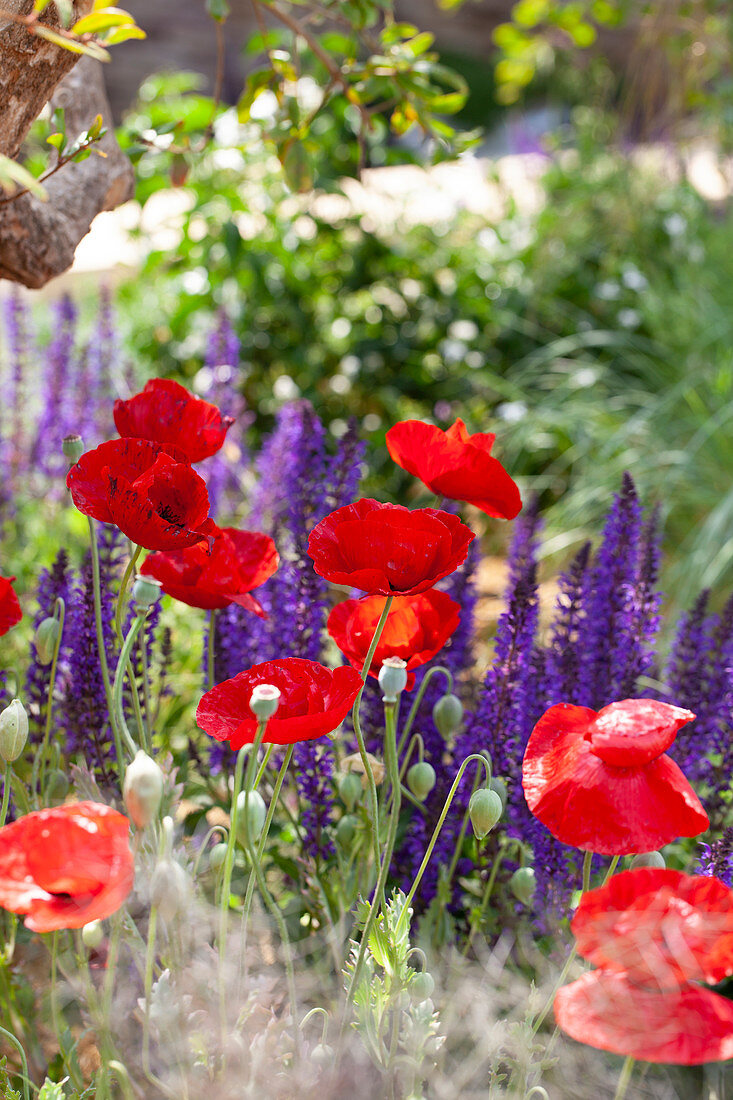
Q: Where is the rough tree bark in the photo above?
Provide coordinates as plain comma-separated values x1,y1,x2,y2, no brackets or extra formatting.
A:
0,0,135,287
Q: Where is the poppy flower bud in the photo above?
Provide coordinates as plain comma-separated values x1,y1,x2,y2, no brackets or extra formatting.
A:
469,788,503,839
35,616,61,665
406,761,436,802
132,574,162,610
311,1043,334,1066
208,842,228,872
630,850,666,871
409,971,435,1003
489,777,507,814
510,866,536,905
341,751,385,786
336,814,357,849
338,771,362,811
235,789,267,845
150,859,190,922
0,699,28,763
433,694,463,737
123,750,164,829
62,434,84,463
379,656,408,702
82,920,105,950
249,684,281,721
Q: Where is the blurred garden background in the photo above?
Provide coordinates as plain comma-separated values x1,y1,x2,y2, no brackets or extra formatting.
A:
4,0,733,623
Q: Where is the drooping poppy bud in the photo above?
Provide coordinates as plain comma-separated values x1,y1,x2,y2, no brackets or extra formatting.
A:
0,699,28,764
236,789,266,845
150,859,190,922
35,616,61,665
82,920,105,950
469,788,503,839
510,867,536,905
338,771,362,811
433,694,463,737
123,751,164,829
409,971,435,1003
336,814,357,849
407,761,436,802
630,851,666,871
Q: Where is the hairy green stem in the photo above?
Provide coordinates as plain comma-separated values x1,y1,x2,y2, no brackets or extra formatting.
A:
111,612,148,760
0,763,11,829
0,1025,30,1100
613,1056,635,1100
396,664,453,758
207,608,217,692
114,543,143,644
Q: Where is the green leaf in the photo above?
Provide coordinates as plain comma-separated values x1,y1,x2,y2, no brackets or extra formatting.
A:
46,132,64,150
0,1056,21,1100
72,8,137,33
103,23,145,43
0,155,47,200
33,0,53,11
32,25,111,60
38,1079,68,1100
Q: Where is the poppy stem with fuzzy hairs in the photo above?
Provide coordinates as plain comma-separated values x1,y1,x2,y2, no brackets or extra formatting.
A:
0,764,11,830
613,1056,636,1100
207,608,217,691
111,611,149,761
114,543,143,645
351,595,394,874
0,1025,30,1100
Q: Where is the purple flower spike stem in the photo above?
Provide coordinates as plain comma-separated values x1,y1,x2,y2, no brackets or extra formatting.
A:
1,291,34,507
25,549,71,744
34,295,78,477
201,310,250,520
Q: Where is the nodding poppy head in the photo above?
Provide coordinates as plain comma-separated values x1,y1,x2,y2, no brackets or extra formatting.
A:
386,418,521,519
114,378,234,463
522,699,708,855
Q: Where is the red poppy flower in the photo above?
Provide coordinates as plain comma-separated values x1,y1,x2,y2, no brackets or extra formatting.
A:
0,802,134,932
571,868,733,987
386,418,521,520
114,378,234,463
196,657,363,748
327,589,461,687
66,438,216,552
141,527,279,616
522,699,708,854
0,575,22,636
307,498,474,596
555,969,733,1065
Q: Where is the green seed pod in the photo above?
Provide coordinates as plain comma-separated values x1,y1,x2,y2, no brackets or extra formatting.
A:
235,789,267,845
378,657,408,702
510,867,536,906
468,788,503,839
338,771,362,811
62,434,84,463
81,920,104,950
432,694,463,737
409,971,435,1003
0,699,28,763
208,842,228,872
489,777,507,814
46,769,69,804
406,761,437,802
249,684,281,720
630,850,666,871
35,616,61,665
336,814,357,849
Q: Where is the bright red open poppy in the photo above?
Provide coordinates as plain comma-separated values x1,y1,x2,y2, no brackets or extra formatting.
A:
327,589,461,687
196,657,363,748
386,418,522,519
570,868,733,987
0,802,134,932
141,527,279,616
522,699,708,854
555,969,733,1065
0,575,22,636
307,498,474,597
67,438,215,552
114,378,234,463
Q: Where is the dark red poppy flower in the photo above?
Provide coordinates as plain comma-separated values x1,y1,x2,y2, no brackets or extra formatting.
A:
0,575,22,636
555,969,733,1065
114,378,234,463
522,698,708,854
66,438,216,552
141,527,278,616
0,802,134,932
386,418,522,519
307,498,474,597
327,589,461,687
196,657,363,748
571,868,733,987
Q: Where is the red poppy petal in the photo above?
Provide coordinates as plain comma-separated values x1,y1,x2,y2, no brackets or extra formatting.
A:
572,868,733,985
429,452,523,520
589,699,696,767
0,575,22,636
114,378,234,462
555,970,733,1064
